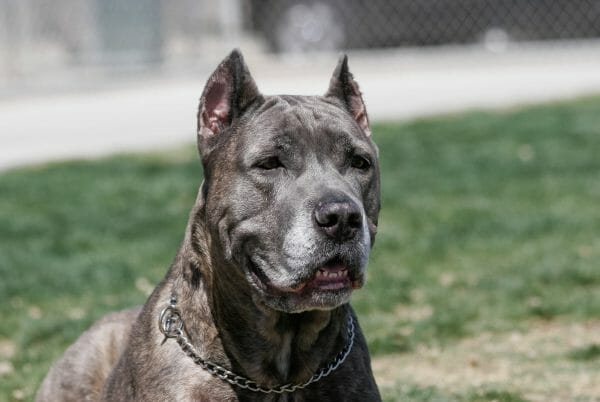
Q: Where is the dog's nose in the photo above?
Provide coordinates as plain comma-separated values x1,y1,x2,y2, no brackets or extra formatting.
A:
314,200,362,240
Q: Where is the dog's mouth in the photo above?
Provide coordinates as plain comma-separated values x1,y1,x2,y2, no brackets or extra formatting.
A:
247,256,363,296
294,259,363,293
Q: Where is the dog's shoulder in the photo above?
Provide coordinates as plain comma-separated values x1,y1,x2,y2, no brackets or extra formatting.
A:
35,307,141,402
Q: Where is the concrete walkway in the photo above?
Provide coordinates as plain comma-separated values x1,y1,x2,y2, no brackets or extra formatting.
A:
2,42,600,170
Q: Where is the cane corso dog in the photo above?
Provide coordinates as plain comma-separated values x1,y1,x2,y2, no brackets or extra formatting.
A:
37,50,381,401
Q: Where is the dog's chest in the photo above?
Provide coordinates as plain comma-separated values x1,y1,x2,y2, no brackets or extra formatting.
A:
275,331,293,378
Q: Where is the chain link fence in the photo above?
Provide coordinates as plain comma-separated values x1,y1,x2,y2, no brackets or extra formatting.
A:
1,0,600,83
250,0,600,53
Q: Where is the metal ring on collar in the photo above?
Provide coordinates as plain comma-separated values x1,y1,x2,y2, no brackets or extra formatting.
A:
159,306,184,338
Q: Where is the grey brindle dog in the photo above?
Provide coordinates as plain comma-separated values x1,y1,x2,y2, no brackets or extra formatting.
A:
37,50,381,401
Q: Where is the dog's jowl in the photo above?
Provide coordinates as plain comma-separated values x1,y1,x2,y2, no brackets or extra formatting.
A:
37,50,382,402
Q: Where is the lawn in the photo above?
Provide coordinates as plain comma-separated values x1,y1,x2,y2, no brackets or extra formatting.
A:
1,97,600,401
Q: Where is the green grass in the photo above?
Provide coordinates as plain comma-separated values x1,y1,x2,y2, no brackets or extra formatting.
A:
2,97,600,400
569,344,600,361
358,98,600,355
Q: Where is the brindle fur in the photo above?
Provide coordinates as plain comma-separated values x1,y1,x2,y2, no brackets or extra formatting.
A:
37,50,381,401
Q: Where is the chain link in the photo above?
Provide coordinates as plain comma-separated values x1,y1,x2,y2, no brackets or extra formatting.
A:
159,299,355,394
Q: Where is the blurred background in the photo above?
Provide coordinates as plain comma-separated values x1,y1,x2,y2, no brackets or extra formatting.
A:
2,0,600,71
2,0,600,168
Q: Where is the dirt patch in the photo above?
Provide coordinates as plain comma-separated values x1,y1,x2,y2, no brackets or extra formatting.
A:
373,320,600,401
0,339,16,359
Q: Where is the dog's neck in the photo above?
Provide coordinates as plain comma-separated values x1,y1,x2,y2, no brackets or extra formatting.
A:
169,215,349,388
210,270,346,385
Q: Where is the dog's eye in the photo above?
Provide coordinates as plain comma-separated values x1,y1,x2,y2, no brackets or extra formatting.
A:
255,157,283,170
350,155,371,170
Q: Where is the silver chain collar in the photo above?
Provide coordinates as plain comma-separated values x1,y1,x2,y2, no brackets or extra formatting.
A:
158,296,355,394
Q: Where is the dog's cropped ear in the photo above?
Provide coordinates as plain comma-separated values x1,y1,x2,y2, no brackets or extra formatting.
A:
197,49,262,156
325,55,371,137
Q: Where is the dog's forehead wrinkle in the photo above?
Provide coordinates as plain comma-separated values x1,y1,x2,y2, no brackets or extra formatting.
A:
244,98,370,166
254,94,351,129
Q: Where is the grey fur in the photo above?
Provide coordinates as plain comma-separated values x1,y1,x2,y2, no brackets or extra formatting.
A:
37,50,381,402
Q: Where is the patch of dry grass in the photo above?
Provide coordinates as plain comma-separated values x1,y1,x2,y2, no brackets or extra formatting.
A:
374,319,600,401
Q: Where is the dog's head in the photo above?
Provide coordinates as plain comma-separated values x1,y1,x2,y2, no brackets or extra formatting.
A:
195,50,380,313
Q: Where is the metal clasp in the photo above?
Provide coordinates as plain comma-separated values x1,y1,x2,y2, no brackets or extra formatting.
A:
159,305,184,339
